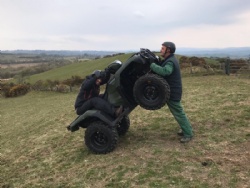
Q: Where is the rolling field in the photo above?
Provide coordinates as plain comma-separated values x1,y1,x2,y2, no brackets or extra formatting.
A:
1,75,249,187
26,54,132,84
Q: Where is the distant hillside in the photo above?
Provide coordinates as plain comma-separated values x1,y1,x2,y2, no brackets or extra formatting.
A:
1,47,249,59
176,47,250,59
0,50,117,57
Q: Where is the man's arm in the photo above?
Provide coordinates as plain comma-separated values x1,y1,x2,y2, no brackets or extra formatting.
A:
150,61,174,76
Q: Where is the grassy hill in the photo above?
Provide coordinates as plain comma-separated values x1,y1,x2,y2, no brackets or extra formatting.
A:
25,53,211,84
26,53,133,84
1,74,249,187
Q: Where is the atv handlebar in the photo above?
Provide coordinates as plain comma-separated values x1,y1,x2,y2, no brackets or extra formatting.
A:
139,48,160,64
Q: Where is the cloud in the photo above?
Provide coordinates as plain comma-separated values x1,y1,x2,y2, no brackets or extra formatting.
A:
0,0,250,50
133,11,145,18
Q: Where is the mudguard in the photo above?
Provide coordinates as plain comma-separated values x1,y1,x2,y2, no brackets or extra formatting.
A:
67,108,132,132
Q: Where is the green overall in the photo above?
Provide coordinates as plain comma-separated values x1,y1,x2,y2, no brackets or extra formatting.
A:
166,100,193,137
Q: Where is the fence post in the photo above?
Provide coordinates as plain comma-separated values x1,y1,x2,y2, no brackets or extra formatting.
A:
225,57,230,75
190,62,193,74
248,57,250,70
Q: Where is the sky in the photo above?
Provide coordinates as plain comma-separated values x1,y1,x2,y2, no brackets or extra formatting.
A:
0,0,250,51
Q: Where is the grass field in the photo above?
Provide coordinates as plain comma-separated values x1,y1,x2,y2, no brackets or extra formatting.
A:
21,53,219,84
25,54,132,84
1,75,249,188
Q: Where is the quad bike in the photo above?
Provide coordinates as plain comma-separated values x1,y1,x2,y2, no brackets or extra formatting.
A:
67,48,170,154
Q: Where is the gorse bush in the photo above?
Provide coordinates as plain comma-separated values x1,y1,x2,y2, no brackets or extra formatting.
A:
32,80,60,91
61,75,83,87
31,76,83,92
0,75,83,98
55,84,70,93
4,84,30,97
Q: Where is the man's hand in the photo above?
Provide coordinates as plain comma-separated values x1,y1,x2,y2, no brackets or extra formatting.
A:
150,62,156,70
154,56,161,65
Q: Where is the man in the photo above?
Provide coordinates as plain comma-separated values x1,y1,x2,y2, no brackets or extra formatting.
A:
74,70,123,117
150,41,193,143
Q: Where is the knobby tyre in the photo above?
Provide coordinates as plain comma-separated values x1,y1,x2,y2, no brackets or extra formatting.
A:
85,121,119,154
133,74,170,110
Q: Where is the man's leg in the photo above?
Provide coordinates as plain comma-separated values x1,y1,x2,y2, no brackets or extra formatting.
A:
91,97,116,116
166,100,193,138
76,97,115,116
76,99,93,115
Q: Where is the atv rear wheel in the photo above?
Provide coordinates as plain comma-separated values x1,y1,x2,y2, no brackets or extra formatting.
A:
116,116,130,136
133,74,170,110
85,121,118,154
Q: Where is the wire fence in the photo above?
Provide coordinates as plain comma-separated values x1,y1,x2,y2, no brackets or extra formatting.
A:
179,59,250,79
220,59,250,78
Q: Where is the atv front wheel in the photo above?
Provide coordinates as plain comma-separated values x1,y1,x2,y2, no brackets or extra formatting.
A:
85,121,118,154
133,74,170,110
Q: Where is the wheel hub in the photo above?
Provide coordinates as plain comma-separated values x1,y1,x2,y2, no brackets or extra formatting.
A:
92,131,108,146
144,85,159,100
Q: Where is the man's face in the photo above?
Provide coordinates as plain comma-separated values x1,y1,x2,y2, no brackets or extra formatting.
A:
160,45,167,57
95,78,102,86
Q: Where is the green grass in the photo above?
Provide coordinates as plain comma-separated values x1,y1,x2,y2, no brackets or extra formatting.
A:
26,54,132,84
1,75,249,187
22,53,213,84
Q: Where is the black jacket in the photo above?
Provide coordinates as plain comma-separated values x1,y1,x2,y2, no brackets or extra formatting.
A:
74,75,100,109
74,71,110,109
162,54,182,101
